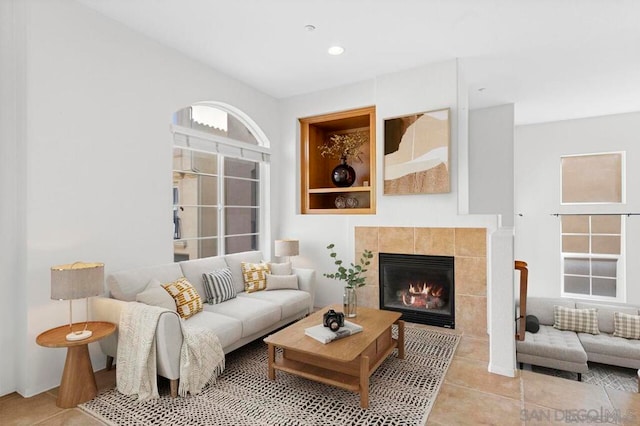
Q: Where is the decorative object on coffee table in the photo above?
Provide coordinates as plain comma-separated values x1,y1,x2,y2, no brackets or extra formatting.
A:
323,243,373,317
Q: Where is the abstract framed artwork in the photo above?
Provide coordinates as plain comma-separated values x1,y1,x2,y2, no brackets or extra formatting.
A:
383,108,450,195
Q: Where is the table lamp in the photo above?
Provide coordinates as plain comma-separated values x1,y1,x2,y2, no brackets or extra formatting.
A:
51,262,104,341
274,239,299,263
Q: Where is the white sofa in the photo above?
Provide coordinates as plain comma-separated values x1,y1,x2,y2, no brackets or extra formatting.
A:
91,250,316,395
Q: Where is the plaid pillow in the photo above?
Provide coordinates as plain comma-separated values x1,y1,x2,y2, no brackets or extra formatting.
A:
241,261,270,293
613,312,640,339
553,305,599,335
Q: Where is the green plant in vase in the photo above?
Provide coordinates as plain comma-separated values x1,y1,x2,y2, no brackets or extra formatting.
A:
323,244,373,317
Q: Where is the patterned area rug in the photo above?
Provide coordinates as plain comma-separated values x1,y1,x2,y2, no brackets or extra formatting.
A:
80,326,459,425
532,362,638,392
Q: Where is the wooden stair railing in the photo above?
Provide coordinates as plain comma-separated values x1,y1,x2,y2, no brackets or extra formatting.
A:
515,260,528,341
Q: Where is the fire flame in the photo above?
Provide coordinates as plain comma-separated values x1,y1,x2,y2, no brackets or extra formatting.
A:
401,282,446,309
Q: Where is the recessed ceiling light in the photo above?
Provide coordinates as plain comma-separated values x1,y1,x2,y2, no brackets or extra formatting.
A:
328,46,345,56
477,87,486,92
304,24,316,32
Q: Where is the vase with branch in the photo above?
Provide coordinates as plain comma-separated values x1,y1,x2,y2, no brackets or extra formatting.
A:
323,243,373,317
318,131,368,187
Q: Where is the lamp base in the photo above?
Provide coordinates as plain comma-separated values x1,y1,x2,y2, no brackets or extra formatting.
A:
66,329,92,341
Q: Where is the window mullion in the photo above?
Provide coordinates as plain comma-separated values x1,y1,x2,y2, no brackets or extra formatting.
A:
218,155,225,255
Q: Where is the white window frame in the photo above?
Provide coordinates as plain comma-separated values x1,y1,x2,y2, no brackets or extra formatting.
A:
560,216,626,303
171,102,271,259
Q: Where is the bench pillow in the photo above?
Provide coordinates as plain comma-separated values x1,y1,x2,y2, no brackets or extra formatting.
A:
553,305,599,335
613,312,640,339
576,302,639,334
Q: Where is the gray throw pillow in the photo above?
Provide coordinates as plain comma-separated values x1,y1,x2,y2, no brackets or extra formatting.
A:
268,262,292,275
203,268,237,304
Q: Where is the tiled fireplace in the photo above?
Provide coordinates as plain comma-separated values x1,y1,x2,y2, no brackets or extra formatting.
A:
355,226,487,338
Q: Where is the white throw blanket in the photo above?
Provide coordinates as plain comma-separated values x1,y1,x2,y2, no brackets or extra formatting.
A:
116,303,225,400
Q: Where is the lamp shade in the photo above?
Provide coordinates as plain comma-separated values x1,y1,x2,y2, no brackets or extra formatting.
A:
274,239,299,258
51,262,104,300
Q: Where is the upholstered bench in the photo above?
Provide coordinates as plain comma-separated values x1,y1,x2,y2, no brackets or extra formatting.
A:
517,297,640,380
517,323,588,380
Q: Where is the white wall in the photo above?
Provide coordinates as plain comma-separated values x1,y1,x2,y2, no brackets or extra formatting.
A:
515,112,640,303
3,0,279,397
275,60,500,306
469,104,515,226
0,0,27,397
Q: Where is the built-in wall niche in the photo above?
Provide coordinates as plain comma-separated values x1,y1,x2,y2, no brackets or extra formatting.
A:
299,106,376,214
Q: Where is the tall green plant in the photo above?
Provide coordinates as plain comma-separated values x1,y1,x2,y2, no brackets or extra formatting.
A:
323,244,373,288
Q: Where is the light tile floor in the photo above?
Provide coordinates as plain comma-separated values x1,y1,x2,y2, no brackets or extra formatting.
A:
2,325,639,425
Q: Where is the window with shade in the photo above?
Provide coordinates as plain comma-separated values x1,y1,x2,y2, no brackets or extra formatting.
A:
560,151,625,301
561,215,624,300
171,104,270,261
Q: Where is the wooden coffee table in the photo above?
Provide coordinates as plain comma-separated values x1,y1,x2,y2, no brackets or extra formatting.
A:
264,304,404,408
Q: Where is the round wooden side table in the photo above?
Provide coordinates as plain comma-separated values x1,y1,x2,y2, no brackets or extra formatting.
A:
36,321,116,408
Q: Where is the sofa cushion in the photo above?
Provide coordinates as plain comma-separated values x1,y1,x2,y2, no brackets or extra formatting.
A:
526,297,575,326
516,325,587,364
107,262,183,301
179,256,228,300
202,268,237,305
205,296,280,338
613,312,640,339
238,289,310,318
553,306,599,334
184,311,242,349
241,261,270,293
268,262,292,275
578,332,640,359
135,278,176,311
224,251,264,293
162,277,203,319
576,302,639,334
265,273,298,291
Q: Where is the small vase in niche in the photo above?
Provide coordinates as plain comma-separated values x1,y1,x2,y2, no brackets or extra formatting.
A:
331,157,356,187
343,286,357,318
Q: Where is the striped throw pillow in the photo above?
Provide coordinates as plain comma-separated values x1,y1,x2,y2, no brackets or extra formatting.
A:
553,305,599,335
202,268,237,304
162,277,202,319
241,261,270,293
613,312,640,339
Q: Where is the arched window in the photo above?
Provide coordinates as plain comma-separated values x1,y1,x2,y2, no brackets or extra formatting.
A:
171,102,270,261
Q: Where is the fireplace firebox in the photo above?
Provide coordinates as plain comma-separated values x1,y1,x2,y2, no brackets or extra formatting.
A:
379,253,454,328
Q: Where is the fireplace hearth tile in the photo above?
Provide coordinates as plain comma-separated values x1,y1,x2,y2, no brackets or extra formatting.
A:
355,226,379,253
455,228,486,257
455,294,487,337
455,256,487,296
379,227,414,253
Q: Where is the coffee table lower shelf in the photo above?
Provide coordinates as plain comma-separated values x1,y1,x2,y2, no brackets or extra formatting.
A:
267,336,401,408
